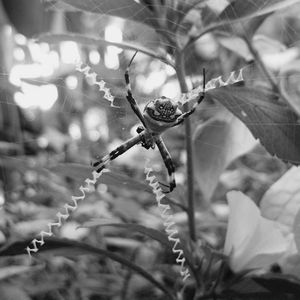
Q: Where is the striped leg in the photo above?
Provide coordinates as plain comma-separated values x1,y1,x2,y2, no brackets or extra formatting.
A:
92,134,143,172
125,51,148,129
173,68,206,126
156,137,176,193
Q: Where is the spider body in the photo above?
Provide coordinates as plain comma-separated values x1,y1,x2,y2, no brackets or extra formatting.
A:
93,55,205,193
143,97,182,134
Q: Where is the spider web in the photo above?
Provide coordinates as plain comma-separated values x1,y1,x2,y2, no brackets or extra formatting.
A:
1,0,300,235
1,2,300,298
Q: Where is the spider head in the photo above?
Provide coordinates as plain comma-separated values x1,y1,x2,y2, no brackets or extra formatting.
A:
143,96,182,132
144,96,182,122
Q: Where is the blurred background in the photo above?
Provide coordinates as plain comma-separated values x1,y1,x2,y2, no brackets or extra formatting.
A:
0,2,198,299
0,0,298,299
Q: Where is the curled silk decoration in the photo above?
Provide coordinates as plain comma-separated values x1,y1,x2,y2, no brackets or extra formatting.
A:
144,166,190,282
76,62,118,107
180,66,244,104
26,169,109,257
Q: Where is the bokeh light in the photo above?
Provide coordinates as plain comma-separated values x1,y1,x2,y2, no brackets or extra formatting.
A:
104,23,123,69
60,41,81,64
69,122,82,140
14,83,58,110
13,47,25,61
89,49,101,65
65,75,78,90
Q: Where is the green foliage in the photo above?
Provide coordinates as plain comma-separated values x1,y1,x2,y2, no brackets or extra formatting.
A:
0,238,176,299
207,85,300,164
50,163,152,192
219,0,300,22
193,112,257,202
1,0,300,299
54,0,156,26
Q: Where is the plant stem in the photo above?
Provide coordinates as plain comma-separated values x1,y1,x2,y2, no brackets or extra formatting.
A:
38,33,175,68
243,36,279,91
243,36,297,110
175,50,196,242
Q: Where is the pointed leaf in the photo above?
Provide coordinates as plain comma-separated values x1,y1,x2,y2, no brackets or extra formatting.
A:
293,209,300,253
279,60,300,116
57,0,156,27
193,112,257,202
252,273,300,296
207,86,300,165
225,276,272,297
44,0,77,11
49,163,152,192
217,14,271,40
190,0,300,49
0,265,43,280
0,238,175,300
218,0,300,23
260,166,300,230
0,284,31,300
225,191,288,273
258,167,300,277
80,221,194,269
217,31,288,61
38,33,173,67
81,221,171,247
0,156,50,177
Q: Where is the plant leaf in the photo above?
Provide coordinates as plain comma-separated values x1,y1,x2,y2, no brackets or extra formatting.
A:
260,166,300,230
190,0,300,49
81,221,171,246
38,33,174,67
193,112,257,202
0,283,31,300
0,238,175,300
248,167,300,278
217,31,287,61
293,208,300,253
44,0,78,11
216,0,300,38
205,1,300,59
279,59,300,116
56,0,156,27
226,275,300,298
207,85,300,165
0,156,50,177
49,163,152,192
218,0,300,21
225,191,288,273
252,273,300,296
80,221,194,269
0,265,43,280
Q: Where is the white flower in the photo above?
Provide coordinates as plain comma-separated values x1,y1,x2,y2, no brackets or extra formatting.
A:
224,191,290,273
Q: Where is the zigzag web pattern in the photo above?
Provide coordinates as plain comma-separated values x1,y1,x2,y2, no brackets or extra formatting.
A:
26,169,109,258
76,60,244,108
76,62,119,108
144,165,190,282
179,66,244,104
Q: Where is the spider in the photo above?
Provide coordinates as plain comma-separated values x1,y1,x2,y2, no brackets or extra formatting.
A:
93,52,206,193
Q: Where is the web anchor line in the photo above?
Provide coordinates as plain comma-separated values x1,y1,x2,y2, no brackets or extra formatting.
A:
26,169,109,257
144,165,191,282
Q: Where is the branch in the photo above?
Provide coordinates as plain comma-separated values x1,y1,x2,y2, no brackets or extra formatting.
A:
38,33,175,68
243,35,295,109
175,50,196,242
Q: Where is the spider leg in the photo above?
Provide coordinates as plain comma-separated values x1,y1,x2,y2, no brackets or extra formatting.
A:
156,137,176,193
92,134,143,172
172,68,206,127
125,52,148,129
